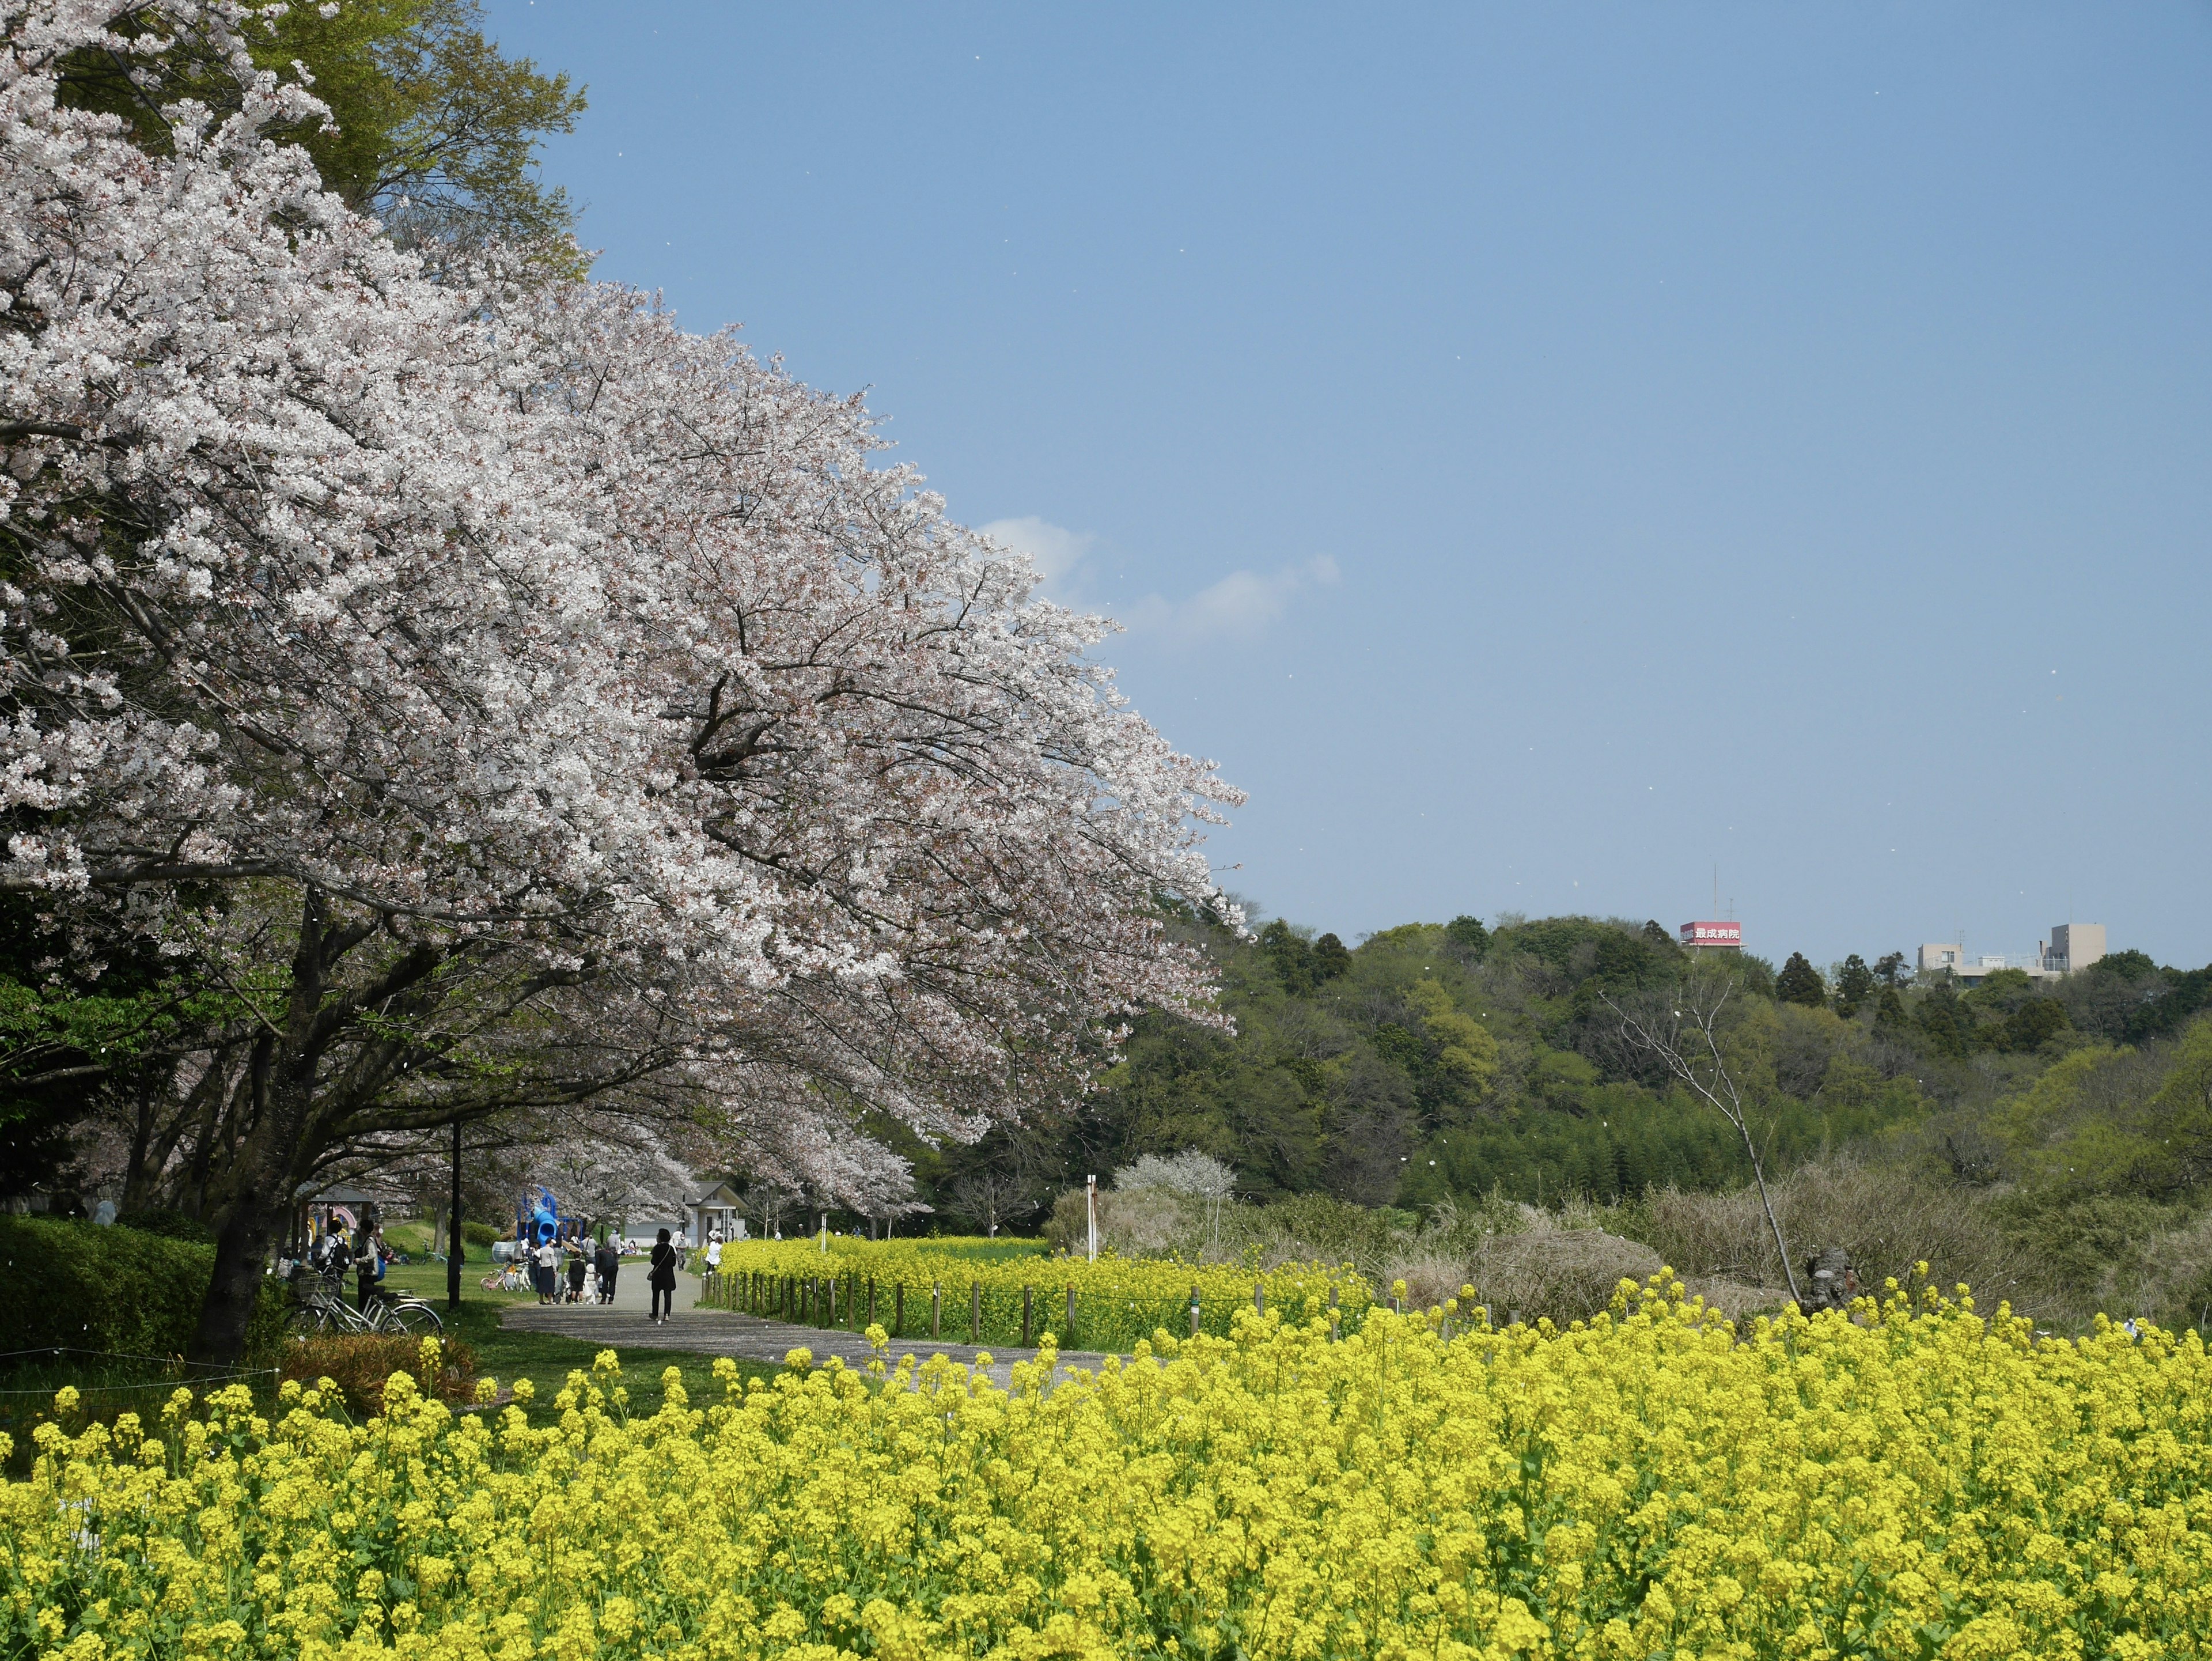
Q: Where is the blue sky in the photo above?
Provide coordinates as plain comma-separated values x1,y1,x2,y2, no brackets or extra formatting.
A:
485,2,2211,970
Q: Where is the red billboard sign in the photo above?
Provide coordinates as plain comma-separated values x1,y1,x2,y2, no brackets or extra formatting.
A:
1678,920,1743,948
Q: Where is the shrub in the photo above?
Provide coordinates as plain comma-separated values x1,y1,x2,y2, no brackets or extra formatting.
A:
0,1215,288,1361
277,1334,478,1417
462,1221,500,1248
1042,1186,1195,1257
1621,1157,2050,1316
114,1209,215,1243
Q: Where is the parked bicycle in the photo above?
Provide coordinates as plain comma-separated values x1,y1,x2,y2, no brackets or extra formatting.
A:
285,1270,444,1337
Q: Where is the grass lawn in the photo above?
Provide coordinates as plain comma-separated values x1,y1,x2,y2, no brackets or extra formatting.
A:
374,1261,779,1413
2,1260,779,1472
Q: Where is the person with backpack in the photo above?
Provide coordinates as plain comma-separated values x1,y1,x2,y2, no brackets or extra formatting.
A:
648,1228,679,1324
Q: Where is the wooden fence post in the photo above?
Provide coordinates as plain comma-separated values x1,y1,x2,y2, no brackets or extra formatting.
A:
1254,1283,1265,1318
969,1280,981,1344
895,1281,904,1338
1190,1282,1201,1338
1022,1285,1033,1347
868,1276,876,1329
931,1281,941,1341
1329,1284,1340,1342
1066,1285,1076,1346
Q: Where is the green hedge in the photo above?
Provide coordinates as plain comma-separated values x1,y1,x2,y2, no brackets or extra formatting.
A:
0,1215,287,1362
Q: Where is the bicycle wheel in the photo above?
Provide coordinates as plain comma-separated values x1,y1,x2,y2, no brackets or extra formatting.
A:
382,1301,444,1335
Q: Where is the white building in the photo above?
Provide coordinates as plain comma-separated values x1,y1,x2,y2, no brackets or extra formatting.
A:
1917,922,2104,986
2041,923,2105,975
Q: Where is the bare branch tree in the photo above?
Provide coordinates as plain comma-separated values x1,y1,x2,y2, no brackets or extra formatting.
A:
1605,973,1804,1308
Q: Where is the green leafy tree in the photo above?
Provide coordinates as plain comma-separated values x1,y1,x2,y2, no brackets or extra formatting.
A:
1445,915,1491,962
1775,952,1826,1009
1872,952,1908,987
59,0,585,271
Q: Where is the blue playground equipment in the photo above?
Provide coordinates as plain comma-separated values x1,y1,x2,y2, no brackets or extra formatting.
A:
517,1186,561,1247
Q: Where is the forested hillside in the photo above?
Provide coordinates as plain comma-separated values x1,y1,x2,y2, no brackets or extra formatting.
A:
916,911,2212,1236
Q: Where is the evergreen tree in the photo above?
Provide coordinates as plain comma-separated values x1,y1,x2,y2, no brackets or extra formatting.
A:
1257,919,1315,994
1917,985,1971,1058
2004,997,2069,1052
1874,985,1908,1034
1835,954,1876,1017
1312,932,1353,982
1777,951,1826,1009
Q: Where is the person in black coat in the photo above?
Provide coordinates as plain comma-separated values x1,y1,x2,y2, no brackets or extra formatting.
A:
594,1237,619,1305
648,1228,678,1323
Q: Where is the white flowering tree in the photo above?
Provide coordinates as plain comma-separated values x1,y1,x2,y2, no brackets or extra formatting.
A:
0,1,1240,1357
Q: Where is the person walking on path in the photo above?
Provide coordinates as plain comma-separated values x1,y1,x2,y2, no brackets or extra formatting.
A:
648,1228,679,1324
533,1235,559,1305
594,1235,619,1305
355,1224,382,1314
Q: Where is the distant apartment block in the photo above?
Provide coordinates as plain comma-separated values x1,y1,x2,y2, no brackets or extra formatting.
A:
2042,922,2105,975
1916,924,2104,986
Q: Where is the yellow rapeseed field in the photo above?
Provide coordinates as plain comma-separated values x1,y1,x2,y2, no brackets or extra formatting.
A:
7,1274,2211,1660
695,1239,1371,1352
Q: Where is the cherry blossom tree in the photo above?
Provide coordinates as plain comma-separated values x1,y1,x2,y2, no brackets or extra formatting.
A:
0,1,1240,1357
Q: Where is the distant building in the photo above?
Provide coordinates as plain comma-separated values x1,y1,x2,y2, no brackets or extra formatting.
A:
1916,923,2104,986
2041,923,2105,975
1918,943,1965,976
1679,920,1743,950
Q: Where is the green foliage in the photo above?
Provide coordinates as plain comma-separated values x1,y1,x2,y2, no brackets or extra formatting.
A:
1445,915,1491,961
0,1216,286,1361
1916,982,1972,1058
1874,985,1908,1034
461,1221,501,1248
115,1209,215,1243
1775,952,1825,1009
2003,997,2070,1052
1876,986,1911,1039
1074,910,1930,1217
56,0,585,270
1987,1018,2212,1199
1312,932,1353,980
1834,954,1874,1017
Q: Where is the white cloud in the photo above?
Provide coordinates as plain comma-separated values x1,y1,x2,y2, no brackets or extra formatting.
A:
976,514,1338,642
1132,554,1340,642
977,516,1097,590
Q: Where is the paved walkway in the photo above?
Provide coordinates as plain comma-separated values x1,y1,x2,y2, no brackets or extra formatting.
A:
501,1273,1117,1388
